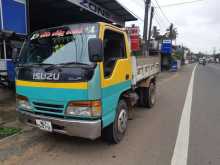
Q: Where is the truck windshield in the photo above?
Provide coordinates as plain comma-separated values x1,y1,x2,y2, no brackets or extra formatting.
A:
18,24,99,66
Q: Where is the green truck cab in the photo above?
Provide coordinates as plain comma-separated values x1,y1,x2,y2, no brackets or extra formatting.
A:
16,22,160,143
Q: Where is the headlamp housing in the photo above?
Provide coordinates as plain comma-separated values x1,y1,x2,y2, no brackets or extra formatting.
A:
16,95,32,111
66,100,101,118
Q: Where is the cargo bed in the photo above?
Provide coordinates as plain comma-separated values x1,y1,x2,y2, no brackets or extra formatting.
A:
132,55,160,85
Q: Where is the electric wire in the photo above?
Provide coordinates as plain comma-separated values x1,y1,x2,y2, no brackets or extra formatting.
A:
160,0,204,8
153,0,170,23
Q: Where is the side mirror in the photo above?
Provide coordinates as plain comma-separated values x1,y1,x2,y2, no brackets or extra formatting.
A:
88,38,104,62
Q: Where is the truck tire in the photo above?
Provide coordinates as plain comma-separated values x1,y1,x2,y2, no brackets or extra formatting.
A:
143,83,156,108
103,99,128,144
136,88,144,106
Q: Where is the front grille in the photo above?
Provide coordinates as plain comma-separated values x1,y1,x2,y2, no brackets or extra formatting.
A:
33,102,64,108
32,102,64,114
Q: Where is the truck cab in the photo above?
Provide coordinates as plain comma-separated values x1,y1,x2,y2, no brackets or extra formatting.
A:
16,0,160,144
16,22,134,143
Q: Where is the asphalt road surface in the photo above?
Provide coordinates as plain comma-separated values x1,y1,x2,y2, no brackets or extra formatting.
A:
188,63,220,165
1,63,220,165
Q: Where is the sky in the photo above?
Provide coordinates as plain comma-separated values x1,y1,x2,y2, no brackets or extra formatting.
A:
117,0,219,54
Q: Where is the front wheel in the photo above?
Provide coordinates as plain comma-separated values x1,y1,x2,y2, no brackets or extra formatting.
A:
102,99,128,144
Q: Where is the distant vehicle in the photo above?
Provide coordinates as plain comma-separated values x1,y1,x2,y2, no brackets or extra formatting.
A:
199,58,206,65
199,58,203,64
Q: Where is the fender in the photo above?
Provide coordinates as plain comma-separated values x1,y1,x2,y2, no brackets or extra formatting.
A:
138,76,156,88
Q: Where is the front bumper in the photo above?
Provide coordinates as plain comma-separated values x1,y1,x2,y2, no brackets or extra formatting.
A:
18,110,101,140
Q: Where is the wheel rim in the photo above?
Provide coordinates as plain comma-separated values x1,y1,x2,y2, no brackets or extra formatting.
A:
150,85,156,104
117,109,128,134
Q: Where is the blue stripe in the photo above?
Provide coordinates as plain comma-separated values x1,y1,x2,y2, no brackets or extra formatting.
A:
16,86,88,102
102,80,131,128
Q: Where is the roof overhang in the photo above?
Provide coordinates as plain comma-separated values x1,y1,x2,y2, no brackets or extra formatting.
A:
27,0,137,32
83,0,137,22
0,30,25,40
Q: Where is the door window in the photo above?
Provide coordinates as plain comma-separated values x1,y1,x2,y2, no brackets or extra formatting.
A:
103,30,126,78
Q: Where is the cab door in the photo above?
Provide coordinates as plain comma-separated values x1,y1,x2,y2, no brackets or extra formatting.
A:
100,25,132,128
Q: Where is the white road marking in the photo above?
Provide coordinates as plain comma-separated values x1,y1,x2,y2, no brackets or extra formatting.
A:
171,64,197,165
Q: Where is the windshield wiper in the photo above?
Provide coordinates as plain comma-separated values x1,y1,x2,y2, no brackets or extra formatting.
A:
18,63,53,67
44,62,90,72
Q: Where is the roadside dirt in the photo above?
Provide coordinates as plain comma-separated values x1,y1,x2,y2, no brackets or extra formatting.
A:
0,88,16,124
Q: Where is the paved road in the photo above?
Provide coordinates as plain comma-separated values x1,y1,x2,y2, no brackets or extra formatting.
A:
188,64,220,165
3,63,219,165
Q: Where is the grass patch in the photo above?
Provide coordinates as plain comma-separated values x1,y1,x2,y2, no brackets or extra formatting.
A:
0,127,22,139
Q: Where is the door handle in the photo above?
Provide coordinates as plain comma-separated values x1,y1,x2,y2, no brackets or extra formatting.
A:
125,74,129,80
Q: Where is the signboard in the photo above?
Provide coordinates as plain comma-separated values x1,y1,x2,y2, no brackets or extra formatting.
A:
0,0,27,35
126,25,140,51
161,39,172,55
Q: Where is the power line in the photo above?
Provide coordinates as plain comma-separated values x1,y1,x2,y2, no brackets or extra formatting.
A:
136,0,168,26
135,0,169,30
159,0,204,8
153,0,171,23
154,15,162,29
153,5,168,25
154,10,166,28
152,2,170,28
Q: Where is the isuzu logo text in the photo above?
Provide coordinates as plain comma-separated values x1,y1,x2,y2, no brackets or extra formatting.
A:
33,73,60,81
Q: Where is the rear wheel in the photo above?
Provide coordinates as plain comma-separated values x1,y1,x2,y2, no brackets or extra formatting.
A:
145,83,156,108
103,99,128,144
137,82,156,108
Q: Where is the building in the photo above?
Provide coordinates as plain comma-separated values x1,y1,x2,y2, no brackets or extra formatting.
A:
0,0,27,85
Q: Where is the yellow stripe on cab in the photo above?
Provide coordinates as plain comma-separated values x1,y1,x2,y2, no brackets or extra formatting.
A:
16,80,88,89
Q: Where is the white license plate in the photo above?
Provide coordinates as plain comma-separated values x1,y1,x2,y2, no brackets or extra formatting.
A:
36,119,52,132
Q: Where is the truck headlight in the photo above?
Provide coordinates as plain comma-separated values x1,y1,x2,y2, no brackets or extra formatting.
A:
66,100,101,117
16,95,32,111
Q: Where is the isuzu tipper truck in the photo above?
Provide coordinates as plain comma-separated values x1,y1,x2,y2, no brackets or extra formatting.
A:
16,0,160,143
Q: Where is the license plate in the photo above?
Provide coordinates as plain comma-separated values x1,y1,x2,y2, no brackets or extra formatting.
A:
36,119,52,132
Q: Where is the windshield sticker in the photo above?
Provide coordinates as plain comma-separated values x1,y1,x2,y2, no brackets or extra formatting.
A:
66,28,83,35
30,25,97,41
52,30,65,37
40,32,51,38
30,33,40,40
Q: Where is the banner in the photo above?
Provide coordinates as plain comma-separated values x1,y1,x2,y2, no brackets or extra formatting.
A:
1,0,27,34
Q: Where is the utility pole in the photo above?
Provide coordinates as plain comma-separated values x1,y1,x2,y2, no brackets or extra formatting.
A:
26,0,30,33
213,47,216,56
147,7,154,51
143,0,151,55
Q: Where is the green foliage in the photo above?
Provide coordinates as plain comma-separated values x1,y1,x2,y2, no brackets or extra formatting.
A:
166,23,178,41
172,51,183,60
0,127,21,139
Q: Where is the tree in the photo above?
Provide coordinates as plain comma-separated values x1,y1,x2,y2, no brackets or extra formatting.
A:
166,23,178,43
152,26,160,39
